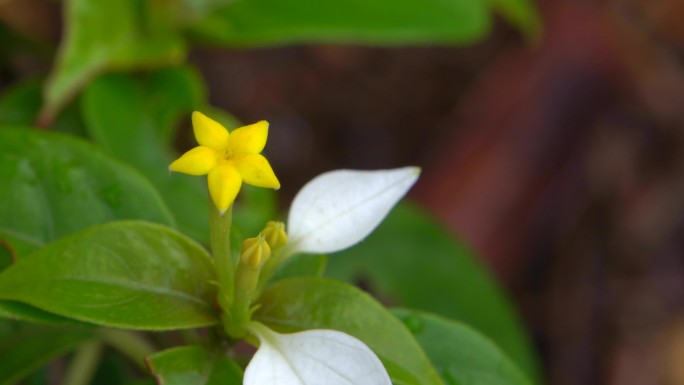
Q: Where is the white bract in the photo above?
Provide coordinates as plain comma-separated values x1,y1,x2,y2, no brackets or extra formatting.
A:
287,167,420,254
245,323,391,385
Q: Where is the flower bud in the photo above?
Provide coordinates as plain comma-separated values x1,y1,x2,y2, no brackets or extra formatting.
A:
240,236,271,268
262,221,288,250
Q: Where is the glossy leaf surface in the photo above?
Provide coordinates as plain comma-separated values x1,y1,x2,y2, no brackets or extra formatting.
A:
394,309,532,385
147,345,242,385
0,128,174,259
0,221,217,330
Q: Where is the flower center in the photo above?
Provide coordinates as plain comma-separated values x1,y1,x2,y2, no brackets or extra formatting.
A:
221,148,234,160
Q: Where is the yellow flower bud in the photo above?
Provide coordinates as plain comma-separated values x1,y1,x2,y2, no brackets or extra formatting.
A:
262,221,288,250
240,236,271,268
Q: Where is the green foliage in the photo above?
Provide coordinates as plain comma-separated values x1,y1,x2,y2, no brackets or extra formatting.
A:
0,128,174,259
0,221,217,329
0,302,84,326
270,253,328,282
190,0,491,46
0,79,42,126
0,326,94,385
43,0,185,121
81,70,209,243
488,0,542,40
0,0,543,384
147,345,243,385
394,309,532,385
255,277,444,385
327,203,540,382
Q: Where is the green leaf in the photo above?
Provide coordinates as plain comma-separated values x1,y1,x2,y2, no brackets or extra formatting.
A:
189,0,491,46
271,253,327,282
0,327,94,385
0,79,89,136
393,309,532,385
488,0,542,40
81,71,208,243
0,221,218,330
41,0,186,121
0,302,84,326
254,277,444,385
0,78,41,126
147,345,243,385
81,72,277,244
327,203,541,382
0,128,174,259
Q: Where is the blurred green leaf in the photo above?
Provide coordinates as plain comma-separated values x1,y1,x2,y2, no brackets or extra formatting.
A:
231,185,278,243
0,327,94,385
393,309,533,385
0,301,85,326
0,79,89,136
147,345,243,385
0,78,41,126
81,70,209,243
489,0,542,40
0,221,218,330
0,128,174,259
327,203,540,382
255,277,444,385
271,253,327,282
189,0,491,46
81,72,277,244
42,0,186,122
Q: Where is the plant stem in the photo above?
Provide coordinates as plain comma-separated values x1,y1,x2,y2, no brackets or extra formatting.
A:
99,329,155,371
226,262,261,338
210,203,234,304
63,341,103,385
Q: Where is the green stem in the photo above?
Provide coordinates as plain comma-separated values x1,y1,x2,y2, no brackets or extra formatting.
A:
226,262,261,338
99,329,156,370
246,321,276,346
210,203,234,304
63,341,103,385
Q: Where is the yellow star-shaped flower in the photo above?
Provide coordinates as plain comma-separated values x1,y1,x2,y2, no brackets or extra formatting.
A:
170,111,280,214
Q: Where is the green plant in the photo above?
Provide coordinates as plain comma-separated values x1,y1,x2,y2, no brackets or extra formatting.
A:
0,0,542,384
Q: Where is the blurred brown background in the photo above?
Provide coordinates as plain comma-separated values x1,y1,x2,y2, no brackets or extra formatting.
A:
4,0,684,384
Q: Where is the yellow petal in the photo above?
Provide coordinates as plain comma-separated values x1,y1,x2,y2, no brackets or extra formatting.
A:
233,153,280,189
169,146,218,175
208,163,242,214
228,120,269,155
192,111,230,150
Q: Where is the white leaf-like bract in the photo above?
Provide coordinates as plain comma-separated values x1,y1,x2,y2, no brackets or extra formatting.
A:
245,323,391,385
287,167,420,254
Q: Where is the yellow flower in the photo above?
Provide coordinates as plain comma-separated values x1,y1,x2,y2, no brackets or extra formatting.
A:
169,111,280,214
